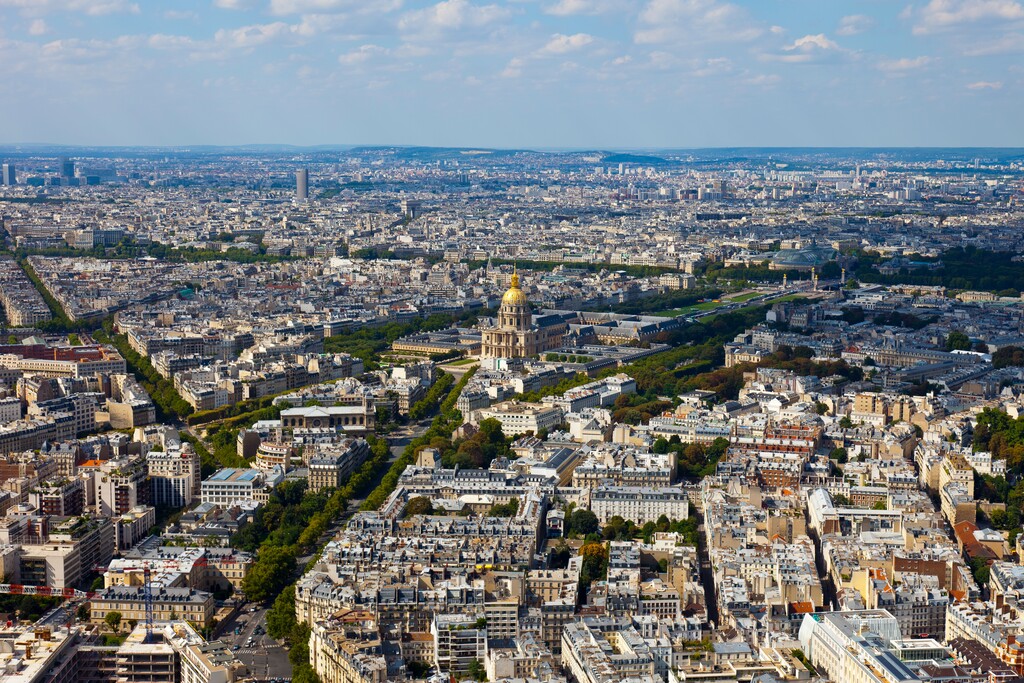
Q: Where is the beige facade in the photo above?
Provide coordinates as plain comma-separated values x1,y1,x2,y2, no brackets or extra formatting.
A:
91,586,215,628
481,273,564,360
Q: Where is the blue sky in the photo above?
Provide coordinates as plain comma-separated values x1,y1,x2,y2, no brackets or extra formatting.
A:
1,0,1021,148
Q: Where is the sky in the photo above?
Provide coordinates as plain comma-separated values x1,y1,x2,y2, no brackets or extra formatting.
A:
0,0,1022,148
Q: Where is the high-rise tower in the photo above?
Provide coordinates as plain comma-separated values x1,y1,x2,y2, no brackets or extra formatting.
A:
296,168,309,201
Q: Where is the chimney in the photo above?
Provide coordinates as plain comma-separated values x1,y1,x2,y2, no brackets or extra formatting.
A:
24,643,31,660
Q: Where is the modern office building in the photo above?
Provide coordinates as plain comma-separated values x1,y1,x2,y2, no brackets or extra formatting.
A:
200,467,280,507
296,168,309,201
1,162,15,185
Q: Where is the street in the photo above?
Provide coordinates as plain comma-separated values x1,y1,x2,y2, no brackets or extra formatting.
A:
221,605,292,682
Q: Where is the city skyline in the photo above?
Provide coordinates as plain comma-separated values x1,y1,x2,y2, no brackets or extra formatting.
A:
0,0,1021,148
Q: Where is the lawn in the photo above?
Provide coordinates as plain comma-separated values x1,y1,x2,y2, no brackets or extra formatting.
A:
445,357,479,366
727,291,763,303
655,300,728,318
698,294,804,322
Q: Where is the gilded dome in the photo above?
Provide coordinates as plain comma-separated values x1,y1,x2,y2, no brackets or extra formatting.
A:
501,272,529,306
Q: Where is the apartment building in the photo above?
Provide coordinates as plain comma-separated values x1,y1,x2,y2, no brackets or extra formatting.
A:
309,611,388,683
590,485,689,524
91,586,216,628
475,401,564,436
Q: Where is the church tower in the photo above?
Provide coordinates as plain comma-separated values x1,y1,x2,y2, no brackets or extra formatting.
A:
480,269,567,364
499,270,532,331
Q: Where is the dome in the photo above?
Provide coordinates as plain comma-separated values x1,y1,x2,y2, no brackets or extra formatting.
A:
501,272,529,306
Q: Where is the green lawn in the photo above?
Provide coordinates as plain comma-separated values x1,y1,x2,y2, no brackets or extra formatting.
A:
699,294,804,322
727,291,763,303
655,300,728,318
445,357,479,366
655,290,768,318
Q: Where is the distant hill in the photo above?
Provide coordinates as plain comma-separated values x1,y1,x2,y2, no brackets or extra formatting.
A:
600,153,670,165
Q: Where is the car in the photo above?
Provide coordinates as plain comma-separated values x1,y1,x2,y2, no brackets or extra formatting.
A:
232,645,240,651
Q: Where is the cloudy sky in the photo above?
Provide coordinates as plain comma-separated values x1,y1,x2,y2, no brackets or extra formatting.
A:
1,0,1021,148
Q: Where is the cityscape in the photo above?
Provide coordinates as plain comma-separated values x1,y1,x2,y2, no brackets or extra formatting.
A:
2,2,1024,683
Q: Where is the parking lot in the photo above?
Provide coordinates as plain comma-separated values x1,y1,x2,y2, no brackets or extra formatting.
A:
220,604,292,682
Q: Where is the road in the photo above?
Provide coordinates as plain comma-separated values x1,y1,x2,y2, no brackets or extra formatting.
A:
221,605,291,681
695,520,720,629
296,417,433,567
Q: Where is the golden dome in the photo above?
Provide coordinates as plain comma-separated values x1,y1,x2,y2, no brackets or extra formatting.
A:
501,272,528,306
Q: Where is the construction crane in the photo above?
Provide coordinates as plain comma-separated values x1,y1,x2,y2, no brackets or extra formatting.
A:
143,566,154,640
96,562,158,641
0,584,87,599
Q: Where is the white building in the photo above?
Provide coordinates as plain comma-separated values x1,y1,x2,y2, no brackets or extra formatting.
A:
200,467,281,508
475,401,564,436
590,485,689,525
148,448,201,508
798,610,919,683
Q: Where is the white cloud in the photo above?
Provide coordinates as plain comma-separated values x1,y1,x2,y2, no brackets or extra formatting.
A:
544,0,624,15
635,0,762,45
164,10,198,20
501,57,525,78
269,0,358,15
837,14,875,36
912,0,1024,34
399,0,511,36
967,79,1003,88
0,0,139,15
214,22,294,48
963,32,1024,54
28,19,48,35
338,44,386,65
876,55,933,71
744,73,780,86
537,33,594,55
691,56,731,76
148,34,196,50
213,0,256,9
787,34,839,51
763,34,844,63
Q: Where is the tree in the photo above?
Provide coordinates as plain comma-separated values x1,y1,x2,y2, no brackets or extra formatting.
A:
76,604,90,622
266,585,297,640
579,541,609,586
871,500,887,510
105,611,122,632
569,509,599,537
993,346,1024,369
829,447,848,464
242,546,296,603
488,497,520,517
839,416,854,429
945,331,971,352
404,496,434,517
467,658,487,682
550,539,572,569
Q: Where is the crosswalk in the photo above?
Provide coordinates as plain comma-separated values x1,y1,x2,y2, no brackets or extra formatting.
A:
233,644,284,656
